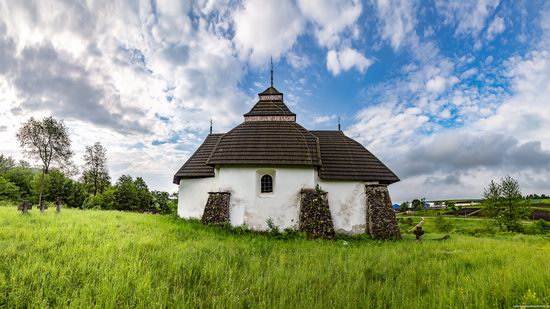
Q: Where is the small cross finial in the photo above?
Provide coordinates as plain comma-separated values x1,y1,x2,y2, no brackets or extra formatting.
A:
338,116,341,131
270,56,273,87
210,118,213,134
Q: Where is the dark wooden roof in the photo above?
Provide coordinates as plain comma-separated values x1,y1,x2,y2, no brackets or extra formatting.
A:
310,131,399,184
206,121,321,166
244,87,296,117
173,134,223,184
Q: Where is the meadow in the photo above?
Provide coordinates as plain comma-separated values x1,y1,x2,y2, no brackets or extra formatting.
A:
0,206,549,308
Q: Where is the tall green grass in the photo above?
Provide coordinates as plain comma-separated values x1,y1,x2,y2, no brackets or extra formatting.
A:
0,207,549,308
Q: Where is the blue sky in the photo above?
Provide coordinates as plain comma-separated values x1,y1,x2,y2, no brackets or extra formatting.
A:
1,0,550,202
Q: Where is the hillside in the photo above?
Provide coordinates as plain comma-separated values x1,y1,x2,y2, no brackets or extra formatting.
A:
0,207,549,307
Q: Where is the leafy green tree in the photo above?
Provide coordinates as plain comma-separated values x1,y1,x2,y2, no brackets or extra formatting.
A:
63,180,87,209
152,190,177,214
4,167,35,199
114,175,139,211
483,176,530,232
0,176,20,201
399,201,409,212
411,199,423,211
135,177,152,211
17,116,73,212
0,154,15,174
82,142,110,196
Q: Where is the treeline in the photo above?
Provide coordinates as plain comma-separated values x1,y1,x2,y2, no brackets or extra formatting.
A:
0,154,176,214
0,116,176,214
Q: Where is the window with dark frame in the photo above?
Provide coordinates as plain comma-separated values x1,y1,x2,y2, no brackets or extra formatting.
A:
260,175,273,193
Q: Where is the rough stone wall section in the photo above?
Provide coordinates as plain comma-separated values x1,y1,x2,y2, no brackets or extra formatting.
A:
366,185,401,240
201,192,231,225
299,189,335,239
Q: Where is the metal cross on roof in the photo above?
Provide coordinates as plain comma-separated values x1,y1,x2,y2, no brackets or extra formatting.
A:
270,56,273,87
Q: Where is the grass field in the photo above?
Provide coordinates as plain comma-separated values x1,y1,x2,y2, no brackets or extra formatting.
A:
1,207,549,308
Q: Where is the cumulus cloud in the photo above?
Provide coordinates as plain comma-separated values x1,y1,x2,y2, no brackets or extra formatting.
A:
233,0,304,65
374,0,416,50
326,47,372,75
0,0,247,192
351,4,550,202
436,0,500,37
486,16,505,41
298,0,362,48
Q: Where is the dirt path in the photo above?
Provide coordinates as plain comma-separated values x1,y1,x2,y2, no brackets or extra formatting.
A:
408,217,425,232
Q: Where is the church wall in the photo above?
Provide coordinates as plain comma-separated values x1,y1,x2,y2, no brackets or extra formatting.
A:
317,179,378,235
216,166,316,230
178,177,215,219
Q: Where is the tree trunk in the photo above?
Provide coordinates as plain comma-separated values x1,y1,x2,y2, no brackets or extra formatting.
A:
39,170,45,213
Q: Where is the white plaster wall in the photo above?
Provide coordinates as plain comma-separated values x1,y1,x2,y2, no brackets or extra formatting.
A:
216,166,316,230
178,177,215,219
317,180,378,234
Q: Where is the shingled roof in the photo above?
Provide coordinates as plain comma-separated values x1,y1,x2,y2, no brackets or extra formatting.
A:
173,134,223,184
173,86,399,184
311,131,399,184
206,121,321,166
243,86,296,117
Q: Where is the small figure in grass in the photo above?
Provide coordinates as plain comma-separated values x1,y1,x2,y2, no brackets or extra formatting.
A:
414,226,424,242
55,197,62,214
17,200,32,214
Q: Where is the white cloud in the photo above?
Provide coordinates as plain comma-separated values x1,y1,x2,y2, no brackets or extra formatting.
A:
426,75,459,94
298,0,362,48
0,0,248,192
326,47,373,75
374,0,415,50
486,16,505,41
286,52,311,69
436,0,500,37
233,0,304,65
313,114,337,124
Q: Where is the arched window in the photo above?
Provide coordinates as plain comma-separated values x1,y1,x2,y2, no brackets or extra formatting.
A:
260,175,273,193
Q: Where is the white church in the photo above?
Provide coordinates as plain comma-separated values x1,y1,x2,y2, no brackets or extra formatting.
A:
173,81,400,237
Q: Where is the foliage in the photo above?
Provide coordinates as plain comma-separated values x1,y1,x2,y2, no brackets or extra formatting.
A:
534,219,550,234
151,191,177,214
3,166,35,198
399,201,409,212
266,218,280,235
411,198,424,211
0,177,20,201
0,154,15,174
483,176,530,232
0,207,549,308
17,116,74,209
434,215,453,233
82,142,110,196
114,175,153,211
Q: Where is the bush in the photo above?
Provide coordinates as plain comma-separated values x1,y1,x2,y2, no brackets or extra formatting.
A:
534,220,550,234
0,176,20,201
434,215,453,233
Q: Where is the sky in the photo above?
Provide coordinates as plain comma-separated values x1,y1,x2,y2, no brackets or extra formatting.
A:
1,0,550,203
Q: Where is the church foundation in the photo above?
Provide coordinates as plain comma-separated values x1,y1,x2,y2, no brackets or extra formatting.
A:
201,192,231,225
299,189,335,239
365,185,401,240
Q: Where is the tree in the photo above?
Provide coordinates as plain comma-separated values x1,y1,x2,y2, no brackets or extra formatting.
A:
0,176,20,201
134,177,152,210
0,154,16,174
114,175,138,211
399,201,410,212
82,142,110,196
411,199,423,211
17,116,73,212
483,176,530,232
